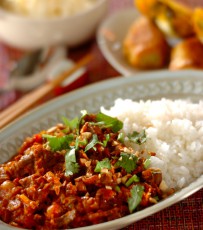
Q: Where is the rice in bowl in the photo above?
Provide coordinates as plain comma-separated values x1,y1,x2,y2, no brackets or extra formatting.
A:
101,98,203,190
0,0,98,18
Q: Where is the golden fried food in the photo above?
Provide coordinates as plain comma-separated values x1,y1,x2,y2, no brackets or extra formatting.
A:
123,16,170,69
193,8,203,43
134,0,157,18
135,0,194,38
169,37,203,70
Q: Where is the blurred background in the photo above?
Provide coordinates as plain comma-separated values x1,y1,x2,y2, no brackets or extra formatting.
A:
0,0,203,109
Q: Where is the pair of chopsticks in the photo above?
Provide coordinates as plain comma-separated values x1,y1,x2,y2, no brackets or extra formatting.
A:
0,54,92,129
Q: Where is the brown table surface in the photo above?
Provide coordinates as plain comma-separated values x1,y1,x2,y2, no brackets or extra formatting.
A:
0,0,202,229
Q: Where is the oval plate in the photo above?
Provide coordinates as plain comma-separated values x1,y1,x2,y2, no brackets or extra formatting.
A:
0,70,203,230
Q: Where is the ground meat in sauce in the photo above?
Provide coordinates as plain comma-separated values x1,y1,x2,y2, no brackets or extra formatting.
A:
0,113,174,229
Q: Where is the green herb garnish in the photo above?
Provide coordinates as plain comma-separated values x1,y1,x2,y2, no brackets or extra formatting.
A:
96,112,123,132
85,134,103,152
143,156,151,169
125,175,140,187
117,132,124,143
65,148,79,176
43,134,74,151
115,152,138,173
75,136,88,150
103,134,110,147
115,185,121,192
62,116,79,130
128,185,144,213
94,158,111,172
153,196,159,201
128,130,147,145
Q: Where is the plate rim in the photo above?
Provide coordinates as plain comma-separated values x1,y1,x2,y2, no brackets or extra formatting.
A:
97,7,144,76
2,68,203,134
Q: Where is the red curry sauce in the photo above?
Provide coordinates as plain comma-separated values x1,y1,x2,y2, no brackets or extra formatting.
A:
0,113,173,229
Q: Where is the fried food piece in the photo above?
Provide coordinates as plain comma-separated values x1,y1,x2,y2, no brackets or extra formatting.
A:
123,16,170,69
135,0,194,38
169,37,203,70
134,0,157,18
193,8,203,43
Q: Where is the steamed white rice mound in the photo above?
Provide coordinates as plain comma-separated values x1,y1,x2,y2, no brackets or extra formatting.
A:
101,98,203,190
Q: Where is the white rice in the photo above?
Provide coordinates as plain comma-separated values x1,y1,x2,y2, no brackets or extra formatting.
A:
101,98,203,190
0,0,97,18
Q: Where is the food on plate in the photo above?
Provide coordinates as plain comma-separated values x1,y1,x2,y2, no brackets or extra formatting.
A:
122,0,203,71
135,0,194,38
101,98,203,190
193,8,203,43
134,0,157,18
0,0,97,18
0,110,174,229
123,16,170,69
169,37,203,70
1,97,203,229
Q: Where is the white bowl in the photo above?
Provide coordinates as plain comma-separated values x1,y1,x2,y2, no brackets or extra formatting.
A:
0,0,108,50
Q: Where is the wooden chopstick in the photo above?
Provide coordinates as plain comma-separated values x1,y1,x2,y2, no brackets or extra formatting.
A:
0,54,92,129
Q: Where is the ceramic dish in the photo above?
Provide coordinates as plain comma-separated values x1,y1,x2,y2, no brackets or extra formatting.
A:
97,7,142,76
97,8,181,76
0,0,108,50
1,70,203,230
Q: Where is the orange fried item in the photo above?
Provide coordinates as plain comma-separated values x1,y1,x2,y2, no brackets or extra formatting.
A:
169,37,203,70
193,8,203,44
123,16,170,69
134,0,157,18
135,0,194,38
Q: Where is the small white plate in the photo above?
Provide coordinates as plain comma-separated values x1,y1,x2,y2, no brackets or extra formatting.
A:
0,70,203,230
97,7,143,76
97,8,180,76
97,7,201,77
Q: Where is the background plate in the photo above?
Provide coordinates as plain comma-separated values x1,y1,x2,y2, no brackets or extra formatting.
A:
1,70,203,230
97,8,181,76
97,7,143,76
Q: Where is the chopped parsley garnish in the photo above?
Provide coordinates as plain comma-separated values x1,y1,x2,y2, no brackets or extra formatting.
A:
94,158,111,172
117,132,124,143
128,130,147,145
143,156,151,169
96,112,123,132
125,175,140,187
75,136,87,150
43,111,148,184
103,134,110,147
115,185,121,192
62,116,79,130
115,152,138,173
85,134,103,152
153,196,159,201
65,148,79,176
42,134,74,151
128,185,144,213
